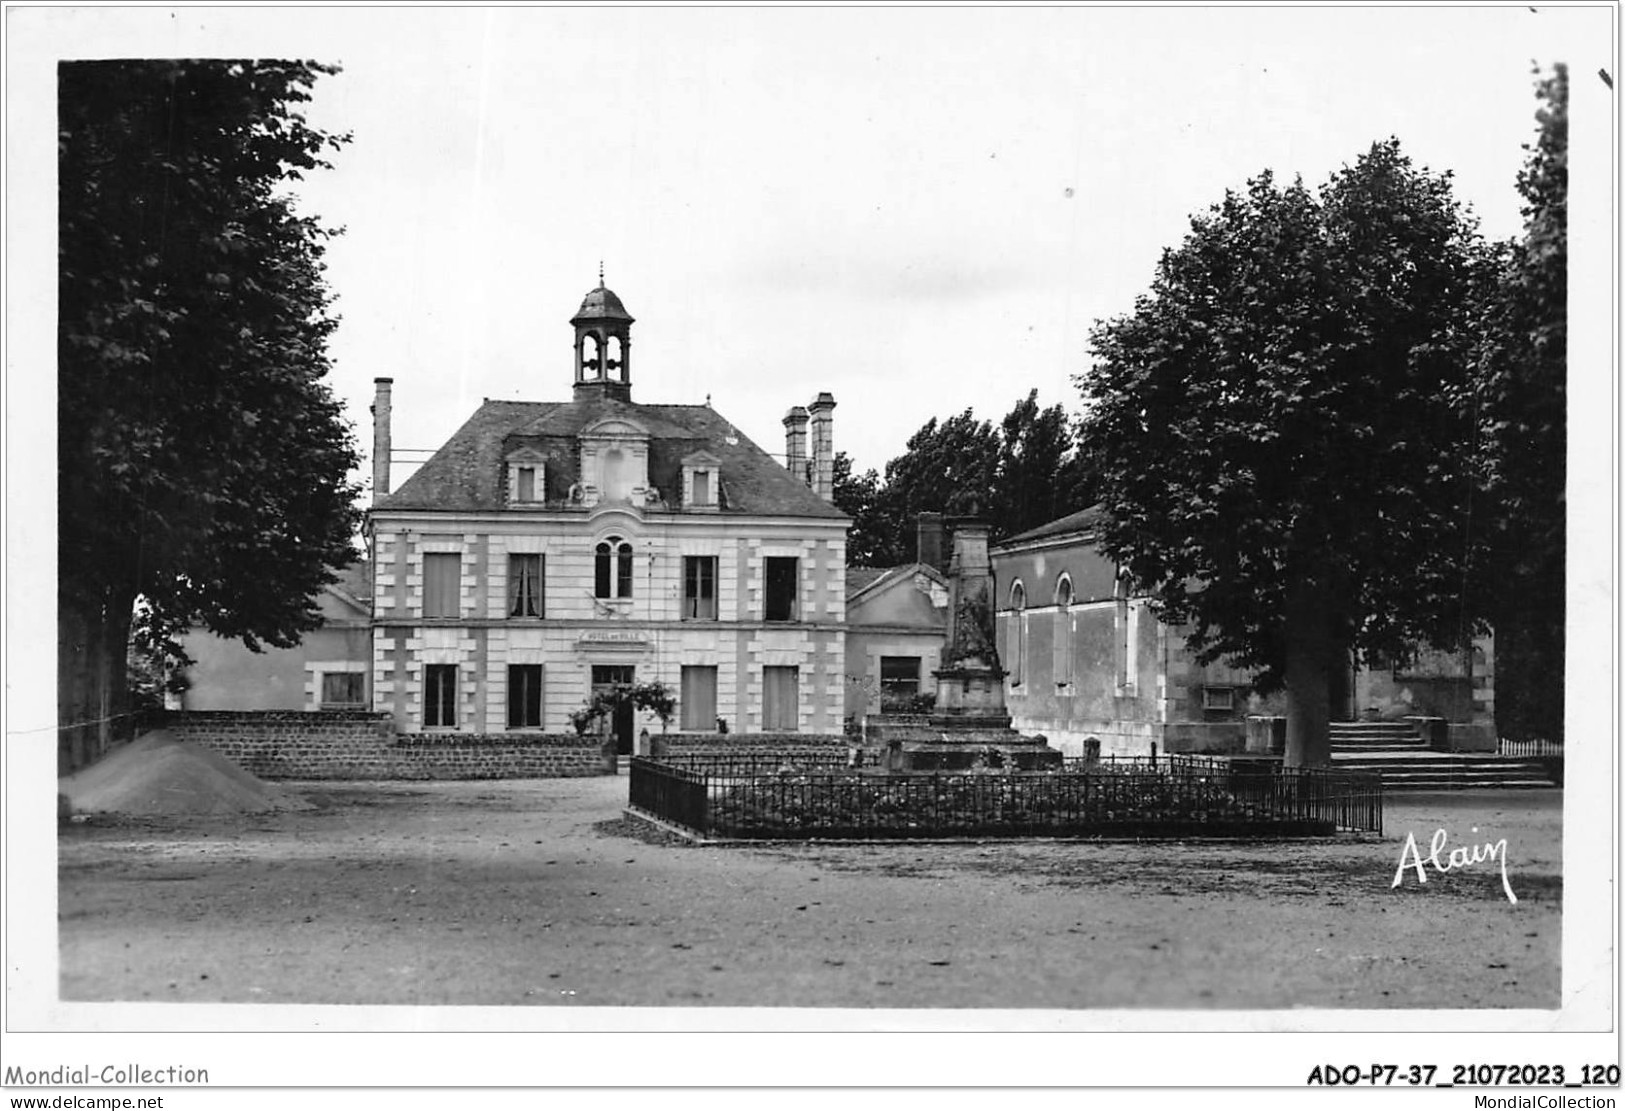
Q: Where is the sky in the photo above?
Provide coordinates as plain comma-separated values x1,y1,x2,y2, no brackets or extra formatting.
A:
14,4,1611,492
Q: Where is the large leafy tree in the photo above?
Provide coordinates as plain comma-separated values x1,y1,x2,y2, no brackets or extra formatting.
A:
1079,140,1493,766
59,60,360,770
830,451,889,566
868,409,1001,565
844,395,1093,567
1473,65,1567,744
992,389,1089,539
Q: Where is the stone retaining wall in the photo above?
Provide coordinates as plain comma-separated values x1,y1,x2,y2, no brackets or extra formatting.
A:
655,733,847,754
157,711,605,780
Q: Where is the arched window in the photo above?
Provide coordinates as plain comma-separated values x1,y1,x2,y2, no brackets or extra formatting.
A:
1009,581,1026,687
1114,572,1137,695
581,333,603,379
605,335,625,381
1053,574,1073,688
595,537,634,598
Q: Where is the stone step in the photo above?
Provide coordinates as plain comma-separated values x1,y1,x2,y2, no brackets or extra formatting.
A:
1380,779,1557,791
1328,751,1558,790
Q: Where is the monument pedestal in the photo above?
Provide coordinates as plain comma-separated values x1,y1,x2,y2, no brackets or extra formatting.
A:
878,664,1063,773
873,515,1063,774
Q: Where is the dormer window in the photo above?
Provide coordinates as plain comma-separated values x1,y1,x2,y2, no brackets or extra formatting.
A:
578,417,652,509
681,449,722,511
505,448,547,506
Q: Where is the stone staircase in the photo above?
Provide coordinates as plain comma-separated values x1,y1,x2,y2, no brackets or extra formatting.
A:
1328,721,1559,791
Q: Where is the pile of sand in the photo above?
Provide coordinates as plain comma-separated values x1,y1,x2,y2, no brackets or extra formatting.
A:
59,729,312,816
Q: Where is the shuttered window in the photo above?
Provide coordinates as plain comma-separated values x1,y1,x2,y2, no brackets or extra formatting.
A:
320,672,365,708
422,553,461,618
680,666,718,731
762,666,799,732
1053,577,1073,687
1009,582,1026,687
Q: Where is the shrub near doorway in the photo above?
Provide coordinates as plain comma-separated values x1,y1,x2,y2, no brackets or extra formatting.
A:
569,681,676,736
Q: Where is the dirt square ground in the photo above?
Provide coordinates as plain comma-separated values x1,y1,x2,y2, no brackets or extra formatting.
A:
57,776,1561,1011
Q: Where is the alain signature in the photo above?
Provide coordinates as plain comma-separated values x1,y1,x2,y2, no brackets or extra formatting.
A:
1392,826,1517,904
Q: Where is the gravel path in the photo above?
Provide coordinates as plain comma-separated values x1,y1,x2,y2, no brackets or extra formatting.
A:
57,776,1561,1010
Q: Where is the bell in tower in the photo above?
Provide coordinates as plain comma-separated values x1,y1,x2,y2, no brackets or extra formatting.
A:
571,266,635,402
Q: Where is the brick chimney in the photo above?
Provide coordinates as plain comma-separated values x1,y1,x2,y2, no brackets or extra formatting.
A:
916,511,945,571
783,406,809,485
371,377,393,504
807,392,836,501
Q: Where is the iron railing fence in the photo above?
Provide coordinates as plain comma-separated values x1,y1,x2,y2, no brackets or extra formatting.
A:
628,759,1382,840
1060,753,1241,777
627,760,711,831
651,749,872,777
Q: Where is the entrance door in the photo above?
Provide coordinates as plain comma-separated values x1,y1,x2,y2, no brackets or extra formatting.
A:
591,665,636,755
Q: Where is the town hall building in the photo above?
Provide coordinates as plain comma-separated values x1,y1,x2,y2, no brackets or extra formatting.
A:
365,281,850,749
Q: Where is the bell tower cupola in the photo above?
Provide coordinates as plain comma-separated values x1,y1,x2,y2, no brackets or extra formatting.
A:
571,265,635,402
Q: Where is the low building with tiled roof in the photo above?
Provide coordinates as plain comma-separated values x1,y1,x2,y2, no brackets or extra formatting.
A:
365,281,850,746
841,513,953,721
178,559,373,712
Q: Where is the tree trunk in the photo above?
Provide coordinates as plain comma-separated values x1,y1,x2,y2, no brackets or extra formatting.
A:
56,587,135,773
101,592,135,751
57,594,93,775
1283,578,1334,768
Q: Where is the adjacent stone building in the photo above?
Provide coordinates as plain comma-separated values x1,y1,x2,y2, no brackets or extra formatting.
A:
365,282,850,750
990,507,1255,757
990,506,1496,757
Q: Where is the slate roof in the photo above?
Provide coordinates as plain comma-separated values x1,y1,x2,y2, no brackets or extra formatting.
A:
378,397,848,520
571,284,634,324
325,560,371,612
996,505,1104,548
845,562,945,603
845,567,890,597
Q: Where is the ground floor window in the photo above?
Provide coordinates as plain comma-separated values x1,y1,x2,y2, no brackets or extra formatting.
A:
320,671,366,709
879,656,921,711
424,664,458,728
680,665,718,731
508,664,543,728
762,665,799,732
